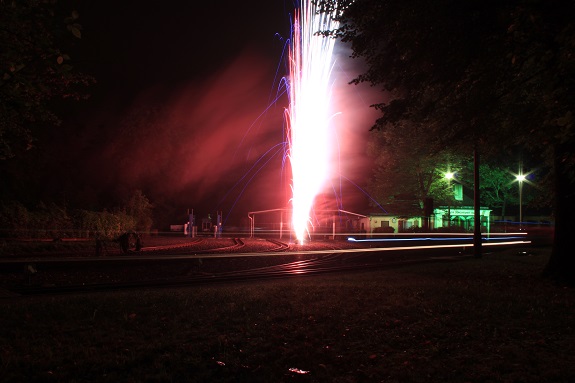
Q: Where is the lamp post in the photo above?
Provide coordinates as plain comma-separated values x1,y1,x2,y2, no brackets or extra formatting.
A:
445,172,454,229
516,173,526,231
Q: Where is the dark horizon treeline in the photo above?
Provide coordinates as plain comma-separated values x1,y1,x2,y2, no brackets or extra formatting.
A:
0,190,154,240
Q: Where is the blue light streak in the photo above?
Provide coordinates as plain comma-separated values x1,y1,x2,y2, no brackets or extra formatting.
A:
347,236,526,243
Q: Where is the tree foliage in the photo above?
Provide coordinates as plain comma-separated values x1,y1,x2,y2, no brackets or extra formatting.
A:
327,0,575,283
124,189,154,233
0,190,155,240
474,164,516,216
368,132,532,218
0,0,94,159
366,128,466,212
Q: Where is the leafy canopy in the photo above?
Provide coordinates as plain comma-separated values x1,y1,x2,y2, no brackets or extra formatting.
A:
0,0,93,159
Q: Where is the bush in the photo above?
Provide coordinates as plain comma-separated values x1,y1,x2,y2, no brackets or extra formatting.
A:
0,201,30,238
372,226,395,233
33,202,73,238
433,225,469,233
0,201,141,239
75,209,137,240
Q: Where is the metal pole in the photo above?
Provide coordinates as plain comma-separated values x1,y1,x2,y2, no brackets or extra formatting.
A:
473,147,482,258
519,180,523,231
448,178,451,229
332,214,336,240
192,209,194,238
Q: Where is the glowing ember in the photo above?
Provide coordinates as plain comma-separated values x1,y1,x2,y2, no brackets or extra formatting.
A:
286,0,339,243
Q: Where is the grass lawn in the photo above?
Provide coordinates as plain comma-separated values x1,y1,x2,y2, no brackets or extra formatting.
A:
1,247,573,382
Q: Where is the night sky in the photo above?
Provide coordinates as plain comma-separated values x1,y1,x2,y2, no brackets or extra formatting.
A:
7,0,380,227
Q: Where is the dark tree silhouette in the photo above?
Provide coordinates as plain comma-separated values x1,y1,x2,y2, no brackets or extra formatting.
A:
326,0,575,283
0,0,93,159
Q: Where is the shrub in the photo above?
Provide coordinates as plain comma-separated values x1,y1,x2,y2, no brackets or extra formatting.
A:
372,226,395,233
0,201,30,238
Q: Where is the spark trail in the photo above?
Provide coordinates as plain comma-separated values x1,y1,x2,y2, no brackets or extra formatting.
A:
286,0,339,243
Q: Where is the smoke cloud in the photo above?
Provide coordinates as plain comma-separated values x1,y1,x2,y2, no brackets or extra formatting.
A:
77,48,287,222
46,44,380,228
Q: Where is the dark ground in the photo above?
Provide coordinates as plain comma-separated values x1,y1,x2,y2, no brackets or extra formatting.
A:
0,244,573,382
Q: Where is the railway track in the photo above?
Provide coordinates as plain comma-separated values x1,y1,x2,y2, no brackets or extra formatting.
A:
146,237,248,254
260,238,290,252
5,248,461,296
1,236,532,297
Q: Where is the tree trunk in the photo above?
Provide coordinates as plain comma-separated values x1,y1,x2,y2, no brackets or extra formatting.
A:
423,197,433,231
473,147,482,258
543,143,575,285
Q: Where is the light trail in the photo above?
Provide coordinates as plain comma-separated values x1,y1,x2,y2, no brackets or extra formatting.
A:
0,239,530,263
286,0,339,243
347,235,528,243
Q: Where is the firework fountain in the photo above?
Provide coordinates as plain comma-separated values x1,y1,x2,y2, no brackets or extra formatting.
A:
286,0,339,243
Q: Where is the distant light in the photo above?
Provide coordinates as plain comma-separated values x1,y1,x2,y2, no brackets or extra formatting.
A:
516,174,526,182
445,172,454,180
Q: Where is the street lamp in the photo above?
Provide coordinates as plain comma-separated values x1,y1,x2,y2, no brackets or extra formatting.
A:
516,173,526,231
